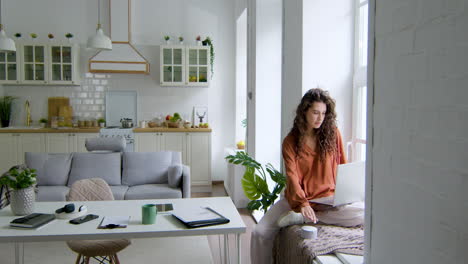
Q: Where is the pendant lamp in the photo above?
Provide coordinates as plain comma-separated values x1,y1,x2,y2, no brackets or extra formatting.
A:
87,0,112,50
0,0,15,52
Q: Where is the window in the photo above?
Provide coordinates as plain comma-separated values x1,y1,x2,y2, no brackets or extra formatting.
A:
351,0,368,161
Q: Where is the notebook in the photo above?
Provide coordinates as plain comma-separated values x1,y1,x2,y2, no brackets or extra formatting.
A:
10,213,56,229
172,207,230,228
309,161,365,207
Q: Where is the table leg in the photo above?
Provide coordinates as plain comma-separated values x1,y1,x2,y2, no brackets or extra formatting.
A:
237,233,241,264
15,242,24,264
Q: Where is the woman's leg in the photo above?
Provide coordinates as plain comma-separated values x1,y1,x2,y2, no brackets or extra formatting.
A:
315,202,364,227
251,199,291,264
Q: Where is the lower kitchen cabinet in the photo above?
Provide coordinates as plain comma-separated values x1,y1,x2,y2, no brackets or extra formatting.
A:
0,133,46,172
134,132,211,188
0,133,98,173
46,133,98,153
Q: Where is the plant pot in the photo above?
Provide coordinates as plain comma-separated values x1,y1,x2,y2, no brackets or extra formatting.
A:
1,119,10,128
10,186,35,215
40,123,46,128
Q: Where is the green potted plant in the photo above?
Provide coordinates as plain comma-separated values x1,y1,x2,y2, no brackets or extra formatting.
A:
39,118,48,128
164,35,170,44
202,37,215,78
98,118,106,128
0,166,37,215
225,151,286,213
178,36,184,44
0,96,16,127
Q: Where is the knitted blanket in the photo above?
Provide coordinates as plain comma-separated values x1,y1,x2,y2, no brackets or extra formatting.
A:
273,224,364,264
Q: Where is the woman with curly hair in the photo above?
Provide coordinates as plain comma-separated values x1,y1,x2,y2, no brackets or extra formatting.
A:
251,88,364,264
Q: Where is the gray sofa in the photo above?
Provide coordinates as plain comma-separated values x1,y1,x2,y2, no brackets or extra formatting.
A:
25,151,191,201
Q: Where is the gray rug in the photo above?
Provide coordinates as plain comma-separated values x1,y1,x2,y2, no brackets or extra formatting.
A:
0,236,213,264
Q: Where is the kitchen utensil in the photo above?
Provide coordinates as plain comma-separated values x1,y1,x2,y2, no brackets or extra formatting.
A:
120,118,133,128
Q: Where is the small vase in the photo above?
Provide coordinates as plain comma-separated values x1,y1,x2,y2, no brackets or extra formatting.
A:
196,40,202,46
10,186,35,215
1,119,10,128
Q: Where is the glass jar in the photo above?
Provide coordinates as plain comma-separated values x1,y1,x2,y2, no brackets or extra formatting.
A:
50,116,58,129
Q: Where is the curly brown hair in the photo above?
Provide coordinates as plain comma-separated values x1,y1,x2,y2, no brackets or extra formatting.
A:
290,88,337,160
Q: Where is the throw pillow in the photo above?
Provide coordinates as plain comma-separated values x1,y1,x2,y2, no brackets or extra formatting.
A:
168,164,183,188
25,153,72,186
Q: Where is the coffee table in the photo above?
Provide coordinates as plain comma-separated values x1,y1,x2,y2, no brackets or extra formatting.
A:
0,197,246,264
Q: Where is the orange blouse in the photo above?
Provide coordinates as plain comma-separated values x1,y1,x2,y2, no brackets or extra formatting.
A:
282,129,347,212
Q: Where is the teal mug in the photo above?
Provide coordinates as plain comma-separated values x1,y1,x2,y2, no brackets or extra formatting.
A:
142,204,157,224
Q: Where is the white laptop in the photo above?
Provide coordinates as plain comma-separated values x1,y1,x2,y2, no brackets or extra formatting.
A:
309,161,365,207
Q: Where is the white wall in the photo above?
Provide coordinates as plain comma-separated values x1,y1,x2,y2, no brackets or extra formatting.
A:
235,10,247,143
302,0,354,143
2,0,236,181
369,1,468,263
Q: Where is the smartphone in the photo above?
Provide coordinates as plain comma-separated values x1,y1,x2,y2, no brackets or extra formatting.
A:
155,204,174,212
69,214,99,225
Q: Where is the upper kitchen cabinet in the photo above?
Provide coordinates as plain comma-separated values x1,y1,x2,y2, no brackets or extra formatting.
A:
48,44,80,85
186,46,210,86
0,45,20,84
160,45,185,86
159,45,210,87
0,43,80,86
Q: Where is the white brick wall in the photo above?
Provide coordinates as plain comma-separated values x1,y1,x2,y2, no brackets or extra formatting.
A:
370,1,468,263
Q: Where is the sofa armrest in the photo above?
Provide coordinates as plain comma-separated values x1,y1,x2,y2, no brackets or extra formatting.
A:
182,165,191,198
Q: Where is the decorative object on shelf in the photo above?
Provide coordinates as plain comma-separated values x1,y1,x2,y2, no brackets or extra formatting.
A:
14,33,21,39
196,35,201,46
29,33,38,42
225,151,286,213
87,0,112,50
0,165,37,215
164,35,170,44
236,140,245,150
202,37,215,78
65,32,73,43
179,36,184,45
166,112,182,128
48,33,54,39
0,0,15,52
193,106,208,128
98,118,106,128
39,118,48,128
0,96,16,127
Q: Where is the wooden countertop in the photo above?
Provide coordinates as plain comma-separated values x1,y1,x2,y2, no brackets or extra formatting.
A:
0,127,212,133
133,127,212,133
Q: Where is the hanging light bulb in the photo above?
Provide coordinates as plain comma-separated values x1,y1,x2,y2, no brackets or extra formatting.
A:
87,0,112,50
0,0,15,52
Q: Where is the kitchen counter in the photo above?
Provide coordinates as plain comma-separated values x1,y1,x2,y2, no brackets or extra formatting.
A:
0,127,101,133
0,127,212,133
133,127,212,133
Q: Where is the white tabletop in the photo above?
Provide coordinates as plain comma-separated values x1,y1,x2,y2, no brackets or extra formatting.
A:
0,197,246,243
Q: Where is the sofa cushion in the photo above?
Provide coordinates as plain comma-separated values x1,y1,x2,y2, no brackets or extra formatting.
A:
110,185,129,200
124,184,182,200
25,153,72,186
122,152,182,186
36,186,70,201
168,164,183,188
68,153,122,186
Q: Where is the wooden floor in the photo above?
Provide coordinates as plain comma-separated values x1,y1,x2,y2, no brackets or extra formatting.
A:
192,183,256,264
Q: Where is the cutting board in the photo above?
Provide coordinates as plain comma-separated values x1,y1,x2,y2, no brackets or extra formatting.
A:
48,97,71,125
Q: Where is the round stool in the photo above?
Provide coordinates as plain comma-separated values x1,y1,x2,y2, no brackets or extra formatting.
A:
67,239,131,264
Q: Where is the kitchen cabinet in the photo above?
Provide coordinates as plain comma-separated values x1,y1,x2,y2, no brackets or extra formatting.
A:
0,44,20,84
0,133,46,172
160,45,210,87
134,132,211,188
46,133,98,153
0,43,80,85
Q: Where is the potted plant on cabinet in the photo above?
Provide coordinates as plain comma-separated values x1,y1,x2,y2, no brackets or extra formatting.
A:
0,165,37,215
202,37,215,78
164,35,170,44
39,118,48,128
225,151,286,213
98,118,106,128
0,96,16,128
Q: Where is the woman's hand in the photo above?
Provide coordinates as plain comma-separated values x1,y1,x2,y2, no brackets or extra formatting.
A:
300,205,317,223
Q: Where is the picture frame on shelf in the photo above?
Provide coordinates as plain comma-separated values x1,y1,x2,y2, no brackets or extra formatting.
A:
193,106,208,127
